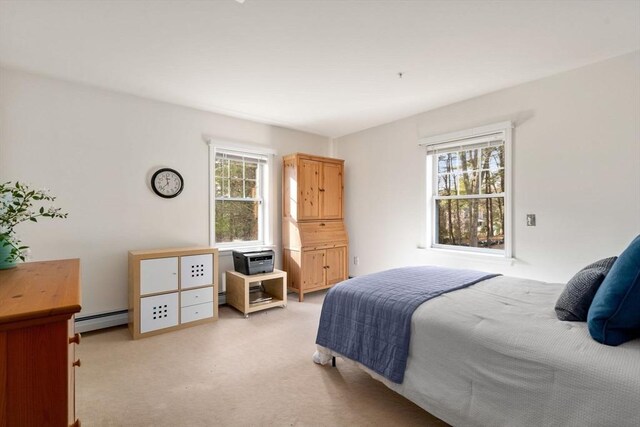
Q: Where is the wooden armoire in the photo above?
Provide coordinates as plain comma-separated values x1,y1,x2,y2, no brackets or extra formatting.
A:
282,153,348,301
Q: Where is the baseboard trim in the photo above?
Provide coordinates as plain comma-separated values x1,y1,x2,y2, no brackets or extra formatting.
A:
75,293,227,332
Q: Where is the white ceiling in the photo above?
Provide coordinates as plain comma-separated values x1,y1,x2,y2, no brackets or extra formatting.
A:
1,1,639,138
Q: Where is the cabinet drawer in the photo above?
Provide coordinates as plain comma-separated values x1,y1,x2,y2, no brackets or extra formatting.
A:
299,222,348,248
181,286,214,307
181,302,214,323
140,257,178,295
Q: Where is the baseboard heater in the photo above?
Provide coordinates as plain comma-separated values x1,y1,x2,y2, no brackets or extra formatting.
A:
75,309,129,333
75,293,227,333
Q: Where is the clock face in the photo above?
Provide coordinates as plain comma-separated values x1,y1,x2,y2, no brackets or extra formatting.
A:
151,168,184,198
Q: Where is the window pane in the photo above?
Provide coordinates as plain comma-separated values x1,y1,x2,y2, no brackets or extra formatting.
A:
438,153,459,174
457,171,479,195
436,198,470,246
215,177,228,198
229,160,244,179
215,158,228,177
460,149,479,172
245,162,257,180
245,179,257,198
230,178,244,198
477,198,505,249
480,170,504,194
438,173,456,196
215,200,259,243
436,197,504,249
482,146,504,172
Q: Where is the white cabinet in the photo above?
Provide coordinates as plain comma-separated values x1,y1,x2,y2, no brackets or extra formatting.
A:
129,247,219,339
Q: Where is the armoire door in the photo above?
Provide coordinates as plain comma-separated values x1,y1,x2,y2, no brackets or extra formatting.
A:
301,250,325,289
320,162,343,220
325,246,347,286
299,159,321,220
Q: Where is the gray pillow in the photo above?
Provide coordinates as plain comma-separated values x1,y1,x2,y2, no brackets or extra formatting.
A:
555,257,617,321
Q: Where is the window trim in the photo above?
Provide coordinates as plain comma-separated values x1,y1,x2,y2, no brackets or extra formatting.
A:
205,137,276,250
420,121,513,258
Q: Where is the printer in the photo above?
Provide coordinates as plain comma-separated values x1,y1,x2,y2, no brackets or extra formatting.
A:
232,249,275,275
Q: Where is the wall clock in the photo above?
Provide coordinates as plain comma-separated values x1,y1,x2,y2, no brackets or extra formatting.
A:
151,168,184,198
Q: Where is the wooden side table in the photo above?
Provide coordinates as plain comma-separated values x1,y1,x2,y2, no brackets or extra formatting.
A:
225,269,287,317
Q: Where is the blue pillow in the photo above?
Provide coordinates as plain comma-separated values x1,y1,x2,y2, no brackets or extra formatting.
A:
588,235,640,345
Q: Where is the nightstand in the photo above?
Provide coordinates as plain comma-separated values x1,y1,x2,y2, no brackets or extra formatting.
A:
225,269,287,317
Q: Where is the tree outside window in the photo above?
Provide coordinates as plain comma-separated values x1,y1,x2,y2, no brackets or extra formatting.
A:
423,122,512,256
435,145,505,249
214,150,267,245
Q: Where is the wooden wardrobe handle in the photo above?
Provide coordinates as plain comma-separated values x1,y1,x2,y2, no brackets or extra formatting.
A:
73,359,81,368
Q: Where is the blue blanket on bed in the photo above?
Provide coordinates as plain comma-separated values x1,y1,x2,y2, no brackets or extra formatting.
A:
316,266,500,383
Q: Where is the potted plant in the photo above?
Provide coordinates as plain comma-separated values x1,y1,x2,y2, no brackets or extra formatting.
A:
0,181,68,269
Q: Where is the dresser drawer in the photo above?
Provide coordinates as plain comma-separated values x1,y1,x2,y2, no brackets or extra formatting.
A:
181,302,214,323
181,286,214,307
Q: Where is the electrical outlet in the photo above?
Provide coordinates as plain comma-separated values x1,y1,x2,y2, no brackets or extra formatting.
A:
526,214,536,226
353,256,359,265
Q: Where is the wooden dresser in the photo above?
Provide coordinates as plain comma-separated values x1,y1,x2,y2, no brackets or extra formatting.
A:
282,153,349,301
0,259,82,427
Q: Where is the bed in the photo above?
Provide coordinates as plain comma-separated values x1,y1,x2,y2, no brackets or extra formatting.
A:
314,268,640,427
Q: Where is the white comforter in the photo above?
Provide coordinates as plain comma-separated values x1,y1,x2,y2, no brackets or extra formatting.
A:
317,276,640,426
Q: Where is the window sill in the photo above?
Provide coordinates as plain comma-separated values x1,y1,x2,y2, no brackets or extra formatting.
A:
417,246,516,266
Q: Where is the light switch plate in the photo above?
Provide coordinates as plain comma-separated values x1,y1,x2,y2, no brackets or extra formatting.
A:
526,214,536,226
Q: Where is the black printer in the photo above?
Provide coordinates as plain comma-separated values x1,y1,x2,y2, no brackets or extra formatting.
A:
232,249,275,275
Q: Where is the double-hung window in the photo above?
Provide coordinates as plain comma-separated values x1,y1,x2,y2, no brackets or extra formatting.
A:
209,144,273,248
421,122,512,257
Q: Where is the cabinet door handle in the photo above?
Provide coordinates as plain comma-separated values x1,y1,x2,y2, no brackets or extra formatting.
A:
73,359,82,368
320,223,325,226
319,188,325,192
69,419,81,427
69,333,81,345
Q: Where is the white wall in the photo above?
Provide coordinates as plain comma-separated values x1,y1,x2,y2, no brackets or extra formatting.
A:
0,68,329,316
335,51,640,283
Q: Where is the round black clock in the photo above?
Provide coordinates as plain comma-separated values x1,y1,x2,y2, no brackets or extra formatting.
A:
151,168,184,198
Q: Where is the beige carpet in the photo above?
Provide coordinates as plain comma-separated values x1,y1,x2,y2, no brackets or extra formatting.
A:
77,290,448,426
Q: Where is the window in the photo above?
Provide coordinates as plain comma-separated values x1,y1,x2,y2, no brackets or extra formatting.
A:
421,122,512,257
208,143,274,248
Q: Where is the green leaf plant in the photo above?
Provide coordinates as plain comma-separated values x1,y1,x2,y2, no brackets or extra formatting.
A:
0,181,68,263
